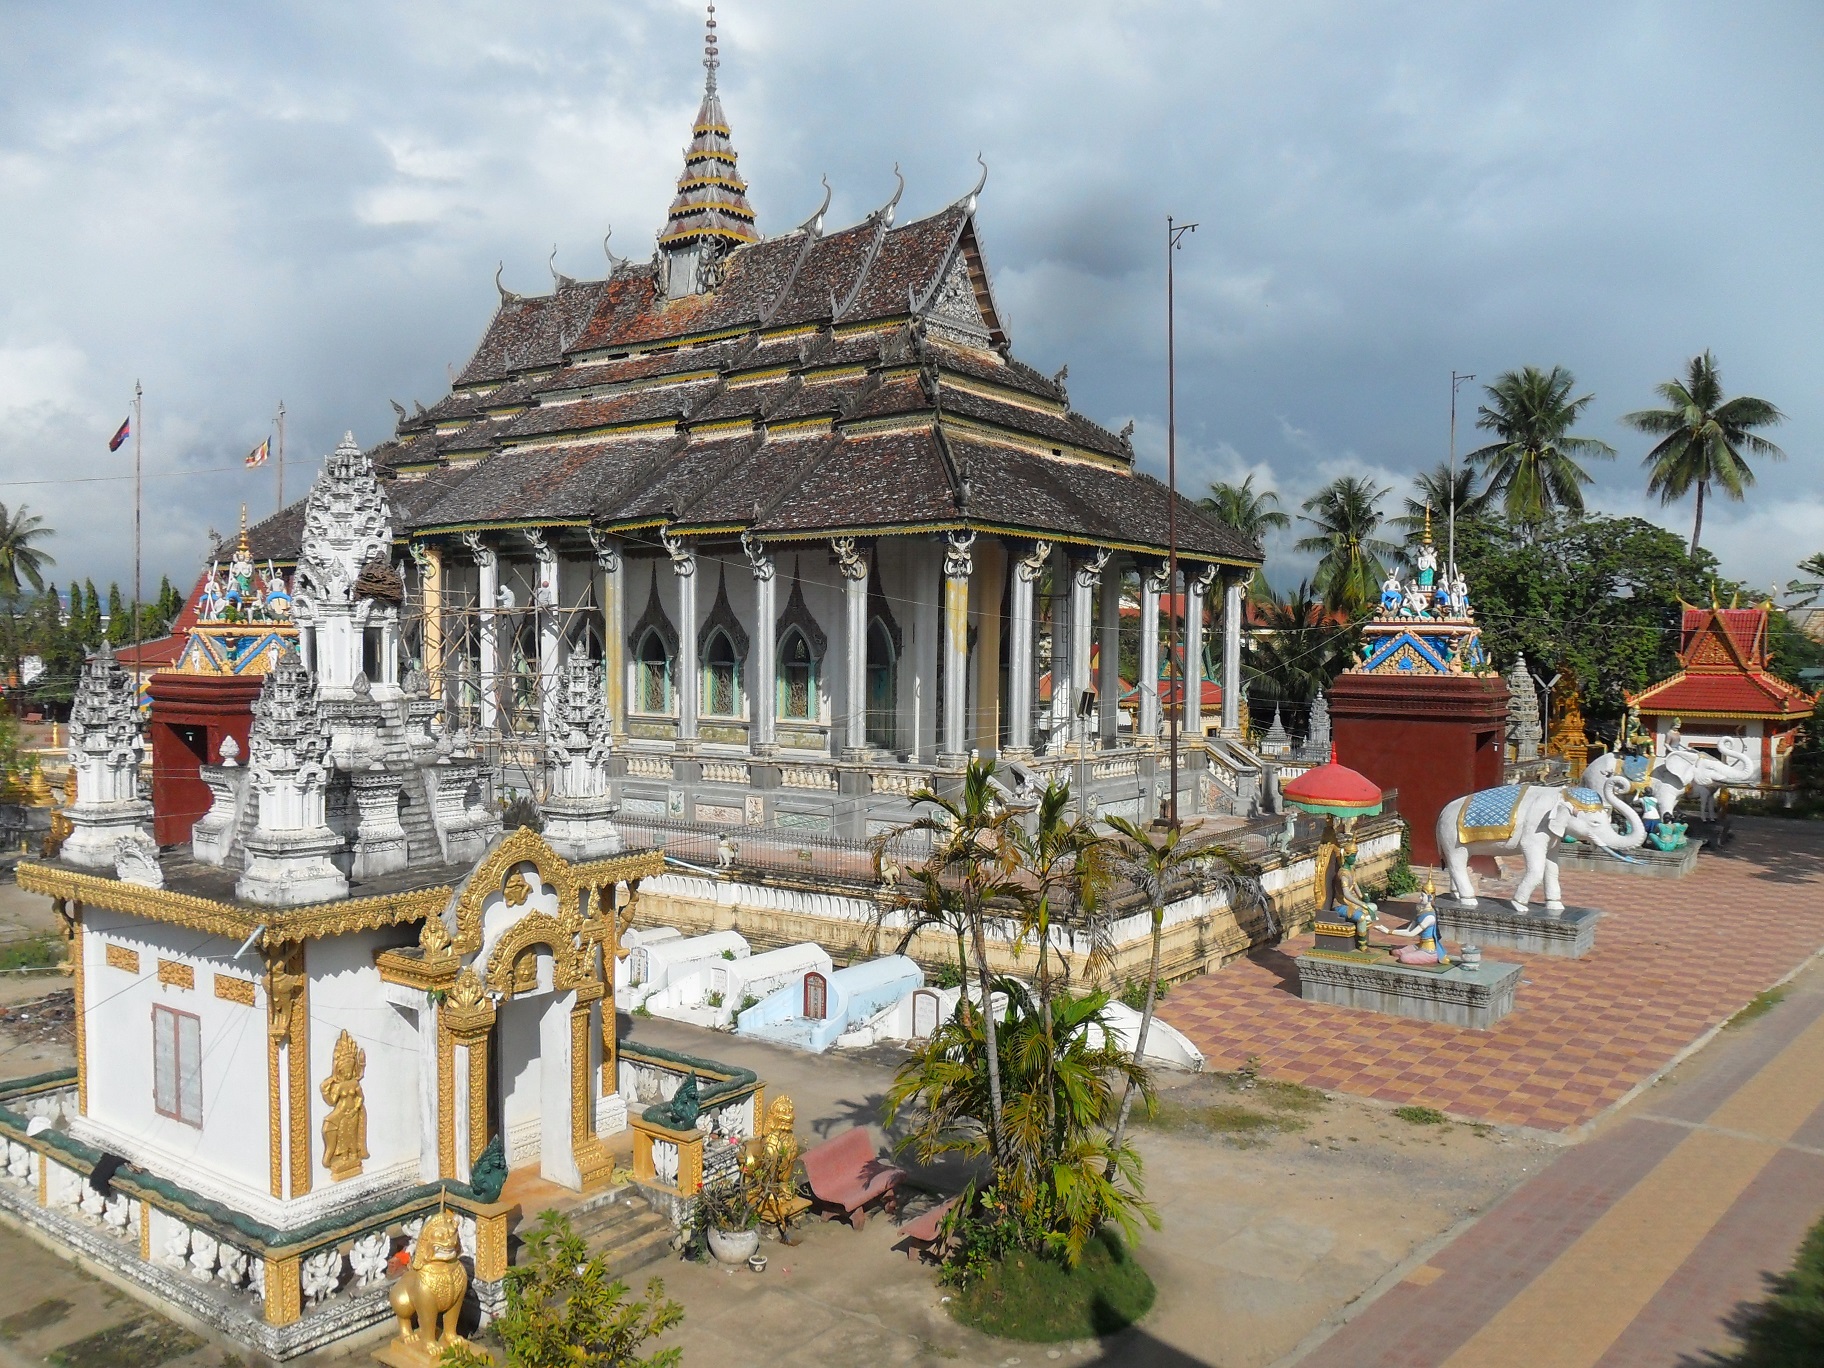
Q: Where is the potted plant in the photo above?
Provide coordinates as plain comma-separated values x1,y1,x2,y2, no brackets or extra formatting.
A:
695,1178,761,1265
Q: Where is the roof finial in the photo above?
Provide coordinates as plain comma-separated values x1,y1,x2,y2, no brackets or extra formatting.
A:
704,4,719,94
237,503,250,558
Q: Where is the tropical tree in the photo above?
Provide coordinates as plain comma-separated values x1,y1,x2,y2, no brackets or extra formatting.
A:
1391,460,1491,550
885,980,1156,1266
76,579,103,646
1295,476,1397,614
897,761,1026,1157
105,584,128,646
1467,365,1616,528
1100,819,1255,1166
1622,351,1786,556
1244,580,1360,733
1200,473,1291,544
0,503,54,601
1788,552,1824,609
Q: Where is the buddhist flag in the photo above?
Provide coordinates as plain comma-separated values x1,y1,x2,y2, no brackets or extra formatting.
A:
108,418,131,452
245,437,270,468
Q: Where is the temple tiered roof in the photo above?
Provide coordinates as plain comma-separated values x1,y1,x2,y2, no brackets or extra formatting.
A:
1630,603,1816,721
222,14,1258,575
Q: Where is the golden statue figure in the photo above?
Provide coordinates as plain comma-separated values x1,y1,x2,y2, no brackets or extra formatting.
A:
383,1207,468,1361
320,1030,369,1181
744,1094,807,1235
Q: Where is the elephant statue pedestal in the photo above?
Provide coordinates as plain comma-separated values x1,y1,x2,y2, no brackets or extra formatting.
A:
1295,947,1522,1029
1550,836,1703,880
1431,896,1601,958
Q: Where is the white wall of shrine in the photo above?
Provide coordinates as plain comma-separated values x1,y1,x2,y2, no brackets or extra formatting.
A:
74,908,274,1215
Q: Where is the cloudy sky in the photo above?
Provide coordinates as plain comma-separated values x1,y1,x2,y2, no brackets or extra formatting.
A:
2,0,1818,601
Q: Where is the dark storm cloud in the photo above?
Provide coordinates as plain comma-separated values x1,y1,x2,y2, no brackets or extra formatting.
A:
1,0,1818,596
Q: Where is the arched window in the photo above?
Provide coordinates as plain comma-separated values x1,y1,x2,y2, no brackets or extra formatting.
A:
702,629,742,717
866,617,897,750
636,630,672,713
779,628,817,721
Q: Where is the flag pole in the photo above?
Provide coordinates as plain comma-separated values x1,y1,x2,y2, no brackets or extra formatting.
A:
276,399,286,514
132,380,143,686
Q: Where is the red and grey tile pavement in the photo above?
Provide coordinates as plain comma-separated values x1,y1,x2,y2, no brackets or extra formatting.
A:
1158,818,1824,1132
1294,952,1824,1368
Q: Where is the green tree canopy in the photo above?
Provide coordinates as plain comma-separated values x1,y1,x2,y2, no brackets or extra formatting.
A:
1454,514,1717,725
1623,350,1786,556
77,578,102,646
105,583,128,646
1295,476,1397,614
1467,365,1616,528
1391,460,1492,554
1243,579,1360,734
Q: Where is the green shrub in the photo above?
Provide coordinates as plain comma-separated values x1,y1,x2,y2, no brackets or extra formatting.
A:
948,1229,1156,1342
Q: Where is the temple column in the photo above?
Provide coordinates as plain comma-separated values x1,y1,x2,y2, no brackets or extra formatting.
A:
835,538,869,758
1006,540,1048,756
971,538,1006,756
743,534,776,754
418,545,444,681
590,532,623,741
1048,545,1070,742
1069,550,1108,746
1221,573,1246,737
1138,562,1163,743
940,532,973,764
527,530,559,726
1098,563,1121,746
665,534,697,746
1184,564,1215,743
464,534,500,733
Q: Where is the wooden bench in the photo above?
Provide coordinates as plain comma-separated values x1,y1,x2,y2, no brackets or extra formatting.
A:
800,1127,906,1230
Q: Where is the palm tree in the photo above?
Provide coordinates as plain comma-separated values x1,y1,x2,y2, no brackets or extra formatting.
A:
1787,552,1824,609
1295,477,1397,614
1245,581,1359,730
1622,351,1786,556
1200,473,1291,545
0,503,54,601
1101,819,1257,1171
1467,366,1616,527
896,760,1025,1158
1391,461,1491,546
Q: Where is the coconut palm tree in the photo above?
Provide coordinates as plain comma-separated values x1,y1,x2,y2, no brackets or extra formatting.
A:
1391,461,1492,547
1622,351,1786,556
0,503,55,602
1467,366,1616,528
1244,580,1359,730
1295,476,1397,614
1200,473,1291,545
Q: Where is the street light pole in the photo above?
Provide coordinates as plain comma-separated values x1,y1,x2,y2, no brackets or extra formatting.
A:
1448,370,1475,576
1165,215,1197,828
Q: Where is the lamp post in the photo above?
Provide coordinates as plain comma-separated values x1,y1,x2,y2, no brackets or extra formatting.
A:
1448,371,1475,576
1165,215,1197,828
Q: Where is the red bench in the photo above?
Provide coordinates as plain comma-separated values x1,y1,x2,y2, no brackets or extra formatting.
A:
897,1194,960,1261
800,1127,906,1230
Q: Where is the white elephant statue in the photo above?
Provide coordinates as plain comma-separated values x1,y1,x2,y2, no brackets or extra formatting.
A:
1436,776,1646,913
1581,736,1754,820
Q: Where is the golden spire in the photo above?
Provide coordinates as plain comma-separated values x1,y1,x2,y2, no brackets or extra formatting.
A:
237,504,250,558
1421,502,1433,545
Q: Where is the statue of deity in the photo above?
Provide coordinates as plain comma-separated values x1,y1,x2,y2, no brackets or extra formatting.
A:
320,1029,369,1180
1450,570,1470,617
1320,830,1379,949
1379,570,1403,617
1415,508,1439,590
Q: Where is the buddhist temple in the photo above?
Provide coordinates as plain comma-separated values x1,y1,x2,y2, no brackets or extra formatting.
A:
1629,602,1816,797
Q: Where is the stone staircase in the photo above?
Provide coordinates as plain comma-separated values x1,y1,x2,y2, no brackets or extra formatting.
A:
570,1192,674,1278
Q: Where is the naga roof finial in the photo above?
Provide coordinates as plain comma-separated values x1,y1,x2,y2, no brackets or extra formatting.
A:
798,175,833,238
494,262,520,304
603,227,625,270
877,163,905,228
962,153,989,212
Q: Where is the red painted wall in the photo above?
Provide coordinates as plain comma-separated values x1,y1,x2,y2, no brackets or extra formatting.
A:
147,673,264,847
1328,673,1510,866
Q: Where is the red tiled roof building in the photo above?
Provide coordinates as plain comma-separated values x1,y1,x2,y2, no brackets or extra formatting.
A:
1628,603,1816,795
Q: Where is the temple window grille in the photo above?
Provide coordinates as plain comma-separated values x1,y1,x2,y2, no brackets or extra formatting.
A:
702,629,743,718
866,617,897,751
636,629,673,713
779,628,817,721
152,1003,202,1127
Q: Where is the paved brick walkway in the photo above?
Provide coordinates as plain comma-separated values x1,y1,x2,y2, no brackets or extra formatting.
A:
1159,818,1824,1131
1297,951,1824,1368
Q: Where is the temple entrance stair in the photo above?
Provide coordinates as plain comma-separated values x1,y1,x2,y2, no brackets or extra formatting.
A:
570,1192,674,1277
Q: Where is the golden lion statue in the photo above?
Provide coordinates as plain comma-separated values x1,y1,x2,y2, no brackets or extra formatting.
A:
387,1208,468,1356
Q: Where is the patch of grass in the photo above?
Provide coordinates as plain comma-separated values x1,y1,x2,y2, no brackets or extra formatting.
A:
1145,1098,1309,1145
47,1317,203,1368
949,1231,1156,1342
0,934,63,972
1393,1105,1449,1126
0,1298,73,1339
1722,1210,1824,1365
1728,987,1788,1030
1251,1077,1327,1113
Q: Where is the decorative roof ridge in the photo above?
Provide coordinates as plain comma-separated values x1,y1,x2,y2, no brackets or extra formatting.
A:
831,167,905,321
760,177,833,326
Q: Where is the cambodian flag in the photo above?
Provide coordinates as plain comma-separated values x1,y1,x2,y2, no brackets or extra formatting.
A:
108,417,130,452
